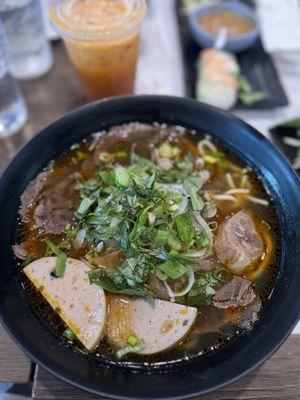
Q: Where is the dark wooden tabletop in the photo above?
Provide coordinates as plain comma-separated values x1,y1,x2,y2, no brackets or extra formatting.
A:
0,41,299,400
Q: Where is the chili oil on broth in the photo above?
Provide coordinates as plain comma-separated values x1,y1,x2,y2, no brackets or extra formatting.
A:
17,123,280,368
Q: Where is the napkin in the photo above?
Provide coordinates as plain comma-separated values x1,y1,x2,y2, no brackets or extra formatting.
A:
256,0,300,52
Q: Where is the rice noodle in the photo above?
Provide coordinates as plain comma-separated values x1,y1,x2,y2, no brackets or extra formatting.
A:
246,195,269,206
162,266,195,299
197,139,218,156
213,194,239,203
228,163,242,172
225,173,235,188
240,174,249,188
225,188,250,195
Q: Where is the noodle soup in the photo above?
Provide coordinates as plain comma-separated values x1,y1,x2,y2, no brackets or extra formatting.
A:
14,123,279,365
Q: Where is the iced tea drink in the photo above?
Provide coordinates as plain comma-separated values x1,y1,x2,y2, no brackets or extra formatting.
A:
50,0,147,100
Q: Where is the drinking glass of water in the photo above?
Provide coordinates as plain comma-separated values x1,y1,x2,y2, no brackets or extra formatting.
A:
0,0,53,80
0,21,27,138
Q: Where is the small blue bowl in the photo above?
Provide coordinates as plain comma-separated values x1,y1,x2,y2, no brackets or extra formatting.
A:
188,1,259,53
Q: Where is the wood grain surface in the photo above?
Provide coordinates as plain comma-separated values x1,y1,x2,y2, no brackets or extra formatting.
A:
0,324,32,384
32,335,300,400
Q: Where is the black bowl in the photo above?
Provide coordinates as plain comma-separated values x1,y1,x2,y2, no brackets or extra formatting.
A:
0,95,299,399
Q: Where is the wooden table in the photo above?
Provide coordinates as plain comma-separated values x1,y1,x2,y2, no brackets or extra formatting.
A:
0,41,299,400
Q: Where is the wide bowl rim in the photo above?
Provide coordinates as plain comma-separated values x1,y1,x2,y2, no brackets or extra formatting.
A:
0,95,299,400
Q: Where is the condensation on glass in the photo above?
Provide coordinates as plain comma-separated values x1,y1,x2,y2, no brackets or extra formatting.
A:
0,21,27,138
0,0,53,80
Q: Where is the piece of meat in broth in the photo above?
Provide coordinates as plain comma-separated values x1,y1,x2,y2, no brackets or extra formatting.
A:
34,172,81,235
212,276,256,309
19,170,49,223
93,123,158,164
214,210,263,273
230,296,262,329
12,243,28,260
213,276,262,328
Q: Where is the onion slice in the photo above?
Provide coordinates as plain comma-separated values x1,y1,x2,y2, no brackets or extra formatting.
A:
192,211,213,244
73,228,86,248
162,266,195,299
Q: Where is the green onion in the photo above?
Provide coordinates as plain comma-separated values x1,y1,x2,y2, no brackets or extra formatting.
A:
115,149,128,158
188,176,203,190
64,328,76,341
168,200,180,212
167,233,182,251
75,151,89,161
159,142,173,158
204,155,218,164
45,239,67,278
184,179,204,211
159,260,188,280
99,151,113,162
77,197,95,215
115,338,146,359
115,166,130,187
154,230,169,245
127,335,138,346
55,252,67,278
212,267,231,283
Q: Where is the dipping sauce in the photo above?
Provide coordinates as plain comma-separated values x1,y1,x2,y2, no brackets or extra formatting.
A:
50,0,147,100
198,10,255,38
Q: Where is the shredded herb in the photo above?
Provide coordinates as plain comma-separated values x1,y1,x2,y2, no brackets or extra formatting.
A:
179,270,222,306
21,252,35,268
76,197,95,216
45,238,67,278
64,328,76,341
61,153,214,301
184,178,204,211
174,212,195,244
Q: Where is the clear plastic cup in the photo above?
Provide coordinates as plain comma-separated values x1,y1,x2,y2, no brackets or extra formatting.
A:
0,21,27,138
0,0,53,80
50,0,147,100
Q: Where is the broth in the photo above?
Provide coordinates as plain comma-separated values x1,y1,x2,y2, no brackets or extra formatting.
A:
15,123,280,366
